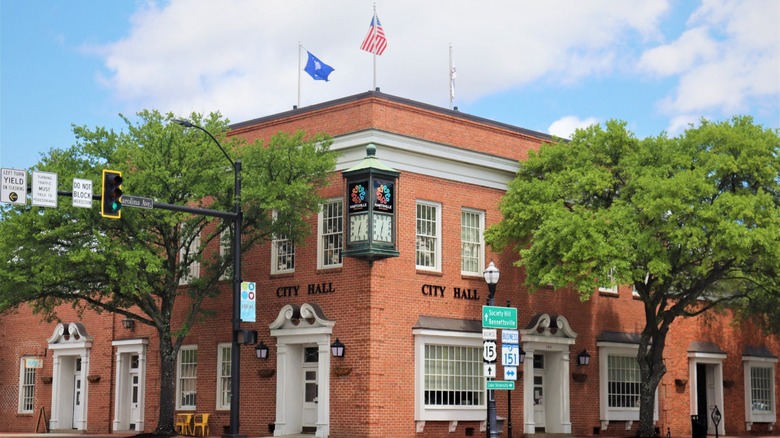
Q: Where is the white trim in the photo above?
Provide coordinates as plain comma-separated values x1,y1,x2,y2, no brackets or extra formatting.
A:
460,208,485,276
216,343,231,411
412,329,485,422
271,210,295,274
111,339,148,432
176,346,198,410
416,200,442,272
743,357,777,429
317,198,343,270
18,357,36,414
598,344,658,427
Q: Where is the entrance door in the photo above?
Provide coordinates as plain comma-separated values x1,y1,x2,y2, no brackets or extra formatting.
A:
72,358,83,428
129,355,140,429
302,347,319,430
533,355,546,430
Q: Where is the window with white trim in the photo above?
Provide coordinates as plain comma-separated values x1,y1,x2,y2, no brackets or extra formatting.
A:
176,346,198,410
743,356,777,425
599,343,658,424
216,343,231,410
461,209,484,276
416,201,441,271
219,228,232,281
318,198,343,269
599,267,617,294
18,357,35,413
413,329,484,421
179,223,201,285
271,211,295,274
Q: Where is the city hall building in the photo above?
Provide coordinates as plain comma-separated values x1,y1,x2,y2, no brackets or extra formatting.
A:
1,91,778,437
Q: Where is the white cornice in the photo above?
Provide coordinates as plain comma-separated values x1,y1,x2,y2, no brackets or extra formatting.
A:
332,130,518,190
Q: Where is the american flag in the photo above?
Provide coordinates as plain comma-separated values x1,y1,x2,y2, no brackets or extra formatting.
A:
360,15,387,55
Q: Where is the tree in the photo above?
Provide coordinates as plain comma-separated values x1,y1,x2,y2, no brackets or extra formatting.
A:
485,116,780,437
0,109,336,435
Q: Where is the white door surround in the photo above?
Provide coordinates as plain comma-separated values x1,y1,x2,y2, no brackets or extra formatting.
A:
112,339,148,432
688,342,726,436
270,303,335,438
46,323,93,432
520,314,578,435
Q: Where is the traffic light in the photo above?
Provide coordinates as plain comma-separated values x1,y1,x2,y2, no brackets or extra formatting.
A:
101,169,123,219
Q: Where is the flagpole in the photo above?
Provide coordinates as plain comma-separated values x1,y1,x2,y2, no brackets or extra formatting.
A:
298,41,302,108
372,4,377,90
449,43,454,109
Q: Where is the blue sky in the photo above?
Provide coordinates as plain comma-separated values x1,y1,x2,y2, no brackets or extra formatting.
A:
2,0,778,172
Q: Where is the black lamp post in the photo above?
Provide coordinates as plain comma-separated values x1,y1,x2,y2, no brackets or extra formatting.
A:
173,119,244,438
483,261,500,438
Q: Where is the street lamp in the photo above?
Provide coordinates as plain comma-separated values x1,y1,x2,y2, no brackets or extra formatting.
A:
483,261,500,438
173,119,244,438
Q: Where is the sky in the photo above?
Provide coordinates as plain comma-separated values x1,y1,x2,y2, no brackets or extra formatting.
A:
1,0,779,172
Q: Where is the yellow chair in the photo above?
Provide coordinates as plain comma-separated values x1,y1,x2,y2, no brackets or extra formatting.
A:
175,413,193,436
192,413,210,437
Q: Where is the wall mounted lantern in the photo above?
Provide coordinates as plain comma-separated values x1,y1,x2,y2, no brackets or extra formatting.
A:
255,341,269,360
577,349,591,366
331,338,345,358
121,318,135,331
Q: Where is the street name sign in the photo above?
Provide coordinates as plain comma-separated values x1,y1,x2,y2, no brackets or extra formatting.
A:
123,195,154,209
482,340,497,363
482,305,517,329
486,381,515,390
1,168,27,205
32,171,57,207
72,178,93,208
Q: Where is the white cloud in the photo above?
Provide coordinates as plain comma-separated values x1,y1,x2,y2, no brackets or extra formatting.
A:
91,0,671,122
548,116,600,139
640,0,779,120
665,114,700,136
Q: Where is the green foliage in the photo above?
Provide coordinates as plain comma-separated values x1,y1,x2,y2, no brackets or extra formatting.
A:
0,109,336,433
485,116,779,437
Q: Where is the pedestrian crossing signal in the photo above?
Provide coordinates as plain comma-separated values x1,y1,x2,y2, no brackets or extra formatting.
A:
101,169,122,219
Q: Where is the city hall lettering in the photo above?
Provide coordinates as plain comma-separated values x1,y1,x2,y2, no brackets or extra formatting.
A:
421,284,480,300
276,282,336,297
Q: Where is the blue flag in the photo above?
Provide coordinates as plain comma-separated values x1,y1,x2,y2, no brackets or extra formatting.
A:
304,51,334,81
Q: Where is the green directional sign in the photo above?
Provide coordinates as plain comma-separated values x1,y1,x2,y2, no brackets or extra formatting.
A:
486,380,515,390
482,305,517,329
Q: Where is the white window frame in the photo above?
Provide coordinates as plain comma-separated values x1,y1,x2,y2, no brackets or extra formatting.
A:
412,329,484,422
598,342,658,427
317,198,343,269
216,343,231,411
599,267,618,294
219,228,232,281
18,357,35,414
416,200,441,272
271,211,295,274
743,356,777,427
179,223,201,285
460,209,485,276
176,346,198,410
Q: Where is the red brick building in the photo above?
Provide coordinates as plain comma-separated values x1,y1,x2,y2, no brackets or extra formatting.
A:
1,91,778,437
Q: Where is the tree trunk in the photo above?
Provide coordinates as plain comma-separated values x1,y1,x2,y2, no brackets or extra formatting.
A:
154,330,179,435
637,324,668,438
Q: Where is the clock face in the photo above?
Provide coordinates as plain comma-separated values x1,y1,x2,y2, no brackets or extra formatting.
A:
372,213,393,242
349,214,368,242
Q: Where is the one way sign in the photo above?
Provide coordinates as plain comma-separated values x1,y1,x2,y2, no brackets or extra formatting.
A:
504,366,518,381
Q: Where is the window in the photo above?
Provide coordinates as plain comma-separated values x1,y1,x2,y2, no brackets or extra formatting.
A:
179,223,201,285
416,201,441,271
461,209,484,276
598,342,658,424
413,327,484,422
18,357,35,413
272,211,295,274
599,267,617,294
216,344,231,410
219,228,232,280
177,346,197,410
318,198,343,269
743,355,777,426
607,355,640,408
